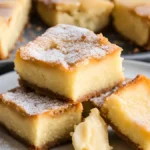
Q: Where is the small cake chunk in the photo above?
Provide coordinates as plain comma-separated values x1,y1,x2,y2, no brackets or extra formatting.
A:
72,108,111,150
15,24,124,103
36,0,114,32
0,0,31,59
113,0,150,48
101,75,150,150
0,88,83,149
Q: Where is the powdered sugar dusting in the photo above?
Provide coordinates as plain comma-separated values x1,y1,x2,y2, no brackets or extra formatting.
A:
19,24,118,69
2,88,71,115
91,88,117,107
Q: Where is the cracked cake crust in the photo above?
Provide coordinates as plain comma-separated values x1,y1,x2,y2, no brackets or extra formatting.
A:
0,87,81,117
0,87,83,149
16,24,122,70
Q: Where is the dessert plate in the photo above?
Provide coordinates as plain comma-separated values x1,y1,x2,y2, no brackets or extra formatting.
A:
0,60,150,150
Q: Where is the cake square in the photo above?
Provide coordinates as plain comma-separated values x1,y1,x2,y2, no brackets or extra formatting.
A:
0,88,82,149
15,24,124,103
37,0,114,32
101,75,150,150
113,0,150,47
0,0,31,59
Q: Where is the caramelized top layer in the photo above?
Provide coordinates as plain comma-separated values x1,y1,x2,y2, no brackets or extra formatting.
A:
0,88,74,116
18,24,121,70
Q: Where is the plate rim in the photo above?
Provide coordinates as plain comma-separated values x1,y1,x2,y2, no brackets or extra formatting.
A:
123,52,150,61
123,59,150,67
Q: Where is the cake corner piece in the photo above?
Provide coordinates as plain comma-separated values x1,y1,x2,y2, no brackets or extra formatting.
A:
101,74,150,150
15,24,124,103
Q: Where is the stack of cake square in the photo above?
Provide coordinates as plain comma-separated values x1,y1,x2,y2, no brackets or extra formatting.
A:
0,24,124,149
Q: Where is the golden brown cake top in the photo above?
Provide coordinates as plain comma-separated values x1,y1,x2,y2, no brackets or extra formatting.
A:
114,75,150,95
18,24,121,70
90,79,131,107
0,88,73,116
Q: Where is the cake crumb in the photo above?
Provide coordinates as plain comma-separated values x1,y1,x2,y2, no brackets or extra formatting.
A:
2,88,72,115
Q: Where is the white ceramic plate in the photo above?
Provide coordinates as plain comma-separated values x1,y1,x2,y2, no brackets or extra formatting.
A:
0,60,150,150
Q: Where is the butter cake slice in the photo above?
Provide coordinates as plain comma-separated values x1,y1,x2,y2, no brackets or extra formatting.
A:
0,0,31,59
0,88,82,149
15,24,124,103
36,0,114,32
72,108,111,150
101,75,150,150
113,0,150,48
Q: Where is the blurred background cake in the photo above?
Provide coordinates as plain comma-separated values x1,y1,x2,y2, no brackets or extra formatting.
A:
0,0,31,59
36,0,114,32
